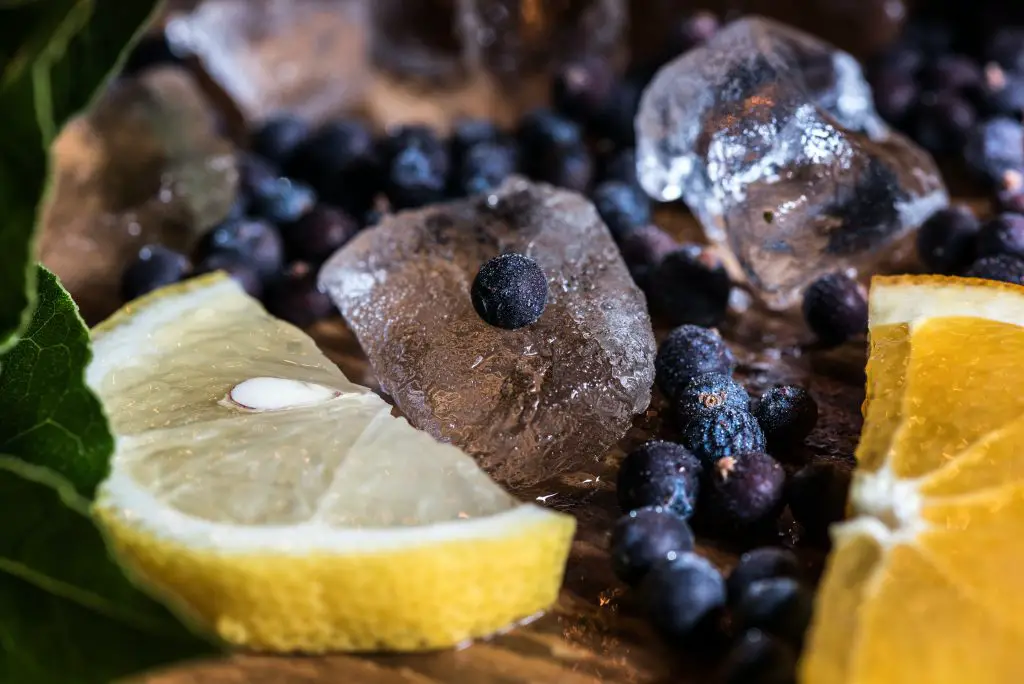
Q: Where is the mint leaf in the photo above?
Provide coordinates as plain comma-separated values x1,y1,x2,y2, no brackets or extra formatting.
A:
0,0,161,350
0,267,112,497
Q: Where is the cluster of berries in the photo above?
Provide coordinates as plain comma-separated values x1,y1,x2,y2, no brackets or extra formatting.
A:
918,206,1024,285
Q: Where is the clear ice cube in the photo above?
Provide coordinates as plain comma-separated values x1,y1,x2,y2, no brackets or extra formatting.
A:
165,0,370,124
636,16,948,309
319,177,656,487
40,68,237,324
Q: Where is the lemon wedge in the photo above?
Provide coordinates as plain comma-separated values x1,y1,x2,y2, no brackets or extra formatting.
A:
88,274,574,653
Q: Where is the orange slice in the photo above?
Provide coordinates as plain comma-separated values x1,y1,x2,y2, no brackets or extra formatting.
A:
800,276,1024,684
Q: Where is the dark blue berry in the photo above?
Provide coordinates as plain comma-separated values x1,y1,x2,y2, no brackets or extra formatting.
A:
120,33,183,77
451,142,516,197
471,253,548,330
964,117,1024,188
639,553,726,643
916,206,980,274
552,56,616,124
870,66,918,125
590,181,651,238
801,273,867,346
964,254,1024,284
648,244,731,327
754,386,818,455
282,204,359,264
240,154,317,224
286,119,379,213
263,270,334,328
121,245,190,301
597,147,638,187
912,92,976,155
981,68,1024,119
733,577,813,647
250,115,310,168
610,506,695,586
195,252,263,299
516,109,593,192
682,409,765,468
986,28,1024,73
977,213,1024,260
617,441,702,519
703,451,785,527
726,547,802,606
786,462,851,542
591,72,645,147
195,219,284,282
677,373,750,425
516,109,583,152
996,184,1024,215
539,143,593,193
380,125,450,209
655,325,736,402
617,224,677,290
719,629,798,684
449,119,501,164
921,54,982,93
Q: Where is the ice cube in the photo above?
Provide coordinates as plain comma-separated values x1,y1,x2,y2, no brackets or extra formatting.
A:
319,177,656,487
39,68,236,324
636,16,948,309
165,0,370,124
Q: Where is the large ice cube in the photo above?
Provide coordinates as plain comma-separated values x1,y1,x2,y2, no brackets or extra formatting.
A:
319,177,656,487
636,16,948,309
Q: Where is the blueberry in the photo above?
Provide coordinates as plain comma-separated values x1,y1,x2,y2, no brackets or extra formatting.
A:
703,451,785,528
981,68,1024,119
516,109,593,191
194,252,264,299
964,254,1024,284
362,208,385,229
121,245,190,301
963,118,1024,188
921,54,982,93
286,118,379,212
120,33,183,77
617,441,702,519
786,462,851,542
916,206,980,274
676,373,750,425
471,253,548,330
986,28,1024,73
195,219,285,282
617,224,678,289
639,553,726,643
449,118,502,164
870,67,918,125
912,92,976,154
977,213,1024,260
263,269,334,328
451,142,516,197
380,125,450,209
734,577,813,647
240,154,317,224
996,183,1024,215
597,147,638,187
610,506,695,586
801,273,867,346
250,115,310,168
662,11,719,57
655,325,736,402
726,547,802,606
282,204,359,264
719,629,798,684
648,244,732,327
754,386,818,455
590,181,651,238
682,408,765,468
591,71,645,146
552,56,616,124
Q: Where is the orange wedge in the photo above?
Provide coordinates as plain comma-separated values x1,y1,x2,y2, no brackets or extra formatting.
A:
800,276,1024,684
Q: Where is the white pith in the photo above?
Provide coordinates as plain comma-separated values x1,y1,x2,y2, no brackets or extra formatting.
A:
90,277,565,557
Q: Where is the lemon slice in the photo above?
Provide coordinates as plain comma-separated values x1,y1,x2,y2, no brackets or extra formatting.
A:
801,276,1024,683
88,274,575,653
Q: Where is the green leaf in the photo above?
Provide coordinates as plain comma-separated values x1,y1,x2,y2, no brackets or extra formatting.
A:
0,266,112,498
0,459,213,684
0,0,161,351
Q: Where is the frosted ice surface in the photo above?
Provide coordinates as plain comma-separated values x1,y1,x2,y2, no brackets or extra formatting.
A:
320,177,656,487
636,16,948,309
